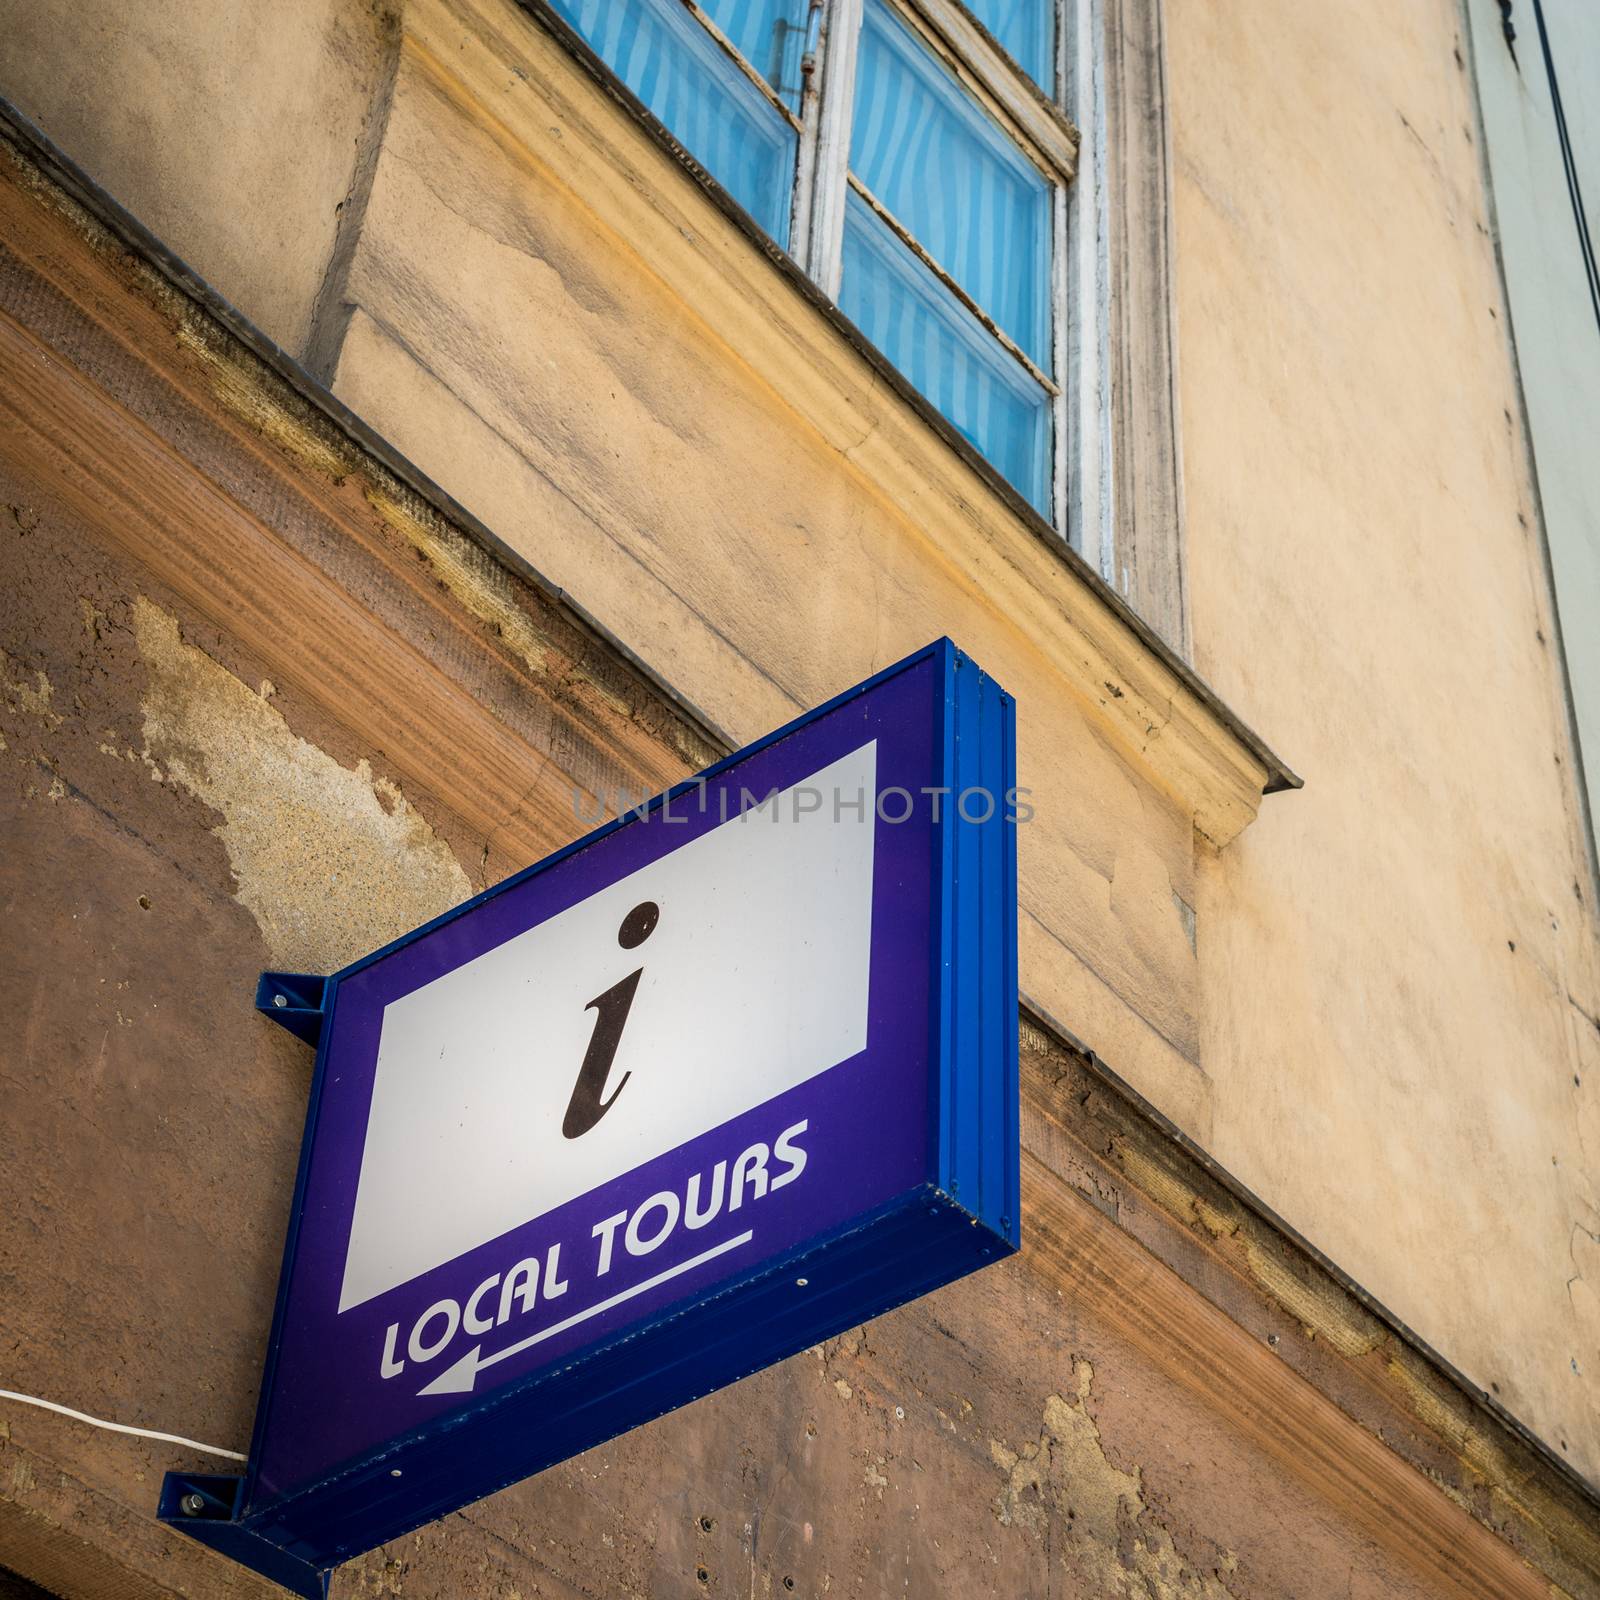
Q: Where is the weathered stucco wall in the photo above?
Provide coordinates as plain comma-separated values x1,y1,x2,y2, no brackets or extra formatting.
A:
6,150,1563,1596
1168,0,1600,1481
309,0,1600,1486
0,553,1520,1597
1,0,1598,1537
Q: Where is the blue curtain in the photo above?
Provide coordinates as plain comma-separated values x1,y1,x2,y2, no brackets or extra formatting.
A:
551,0,1055,515
961,0,1055,90
850,0,1051,366
840,190,1050,513
699,0,811,113
550,0,799,245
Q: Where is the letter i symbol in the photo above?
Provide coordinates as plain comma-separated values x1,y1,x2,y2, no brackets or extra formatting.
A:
561,901,659,1140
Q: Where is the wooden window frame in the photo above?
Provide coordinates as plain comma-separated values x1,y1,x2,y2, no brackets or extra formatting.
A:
640,1,1080,522
1083,0,1190,652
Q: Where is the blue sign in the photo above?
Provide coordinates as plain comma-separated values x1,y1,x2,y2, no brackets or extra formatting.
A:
160,639,1019,1597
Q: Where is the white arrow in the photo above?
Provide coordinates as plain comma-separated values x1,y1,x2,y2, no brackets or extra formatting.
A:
418,1230,755,1397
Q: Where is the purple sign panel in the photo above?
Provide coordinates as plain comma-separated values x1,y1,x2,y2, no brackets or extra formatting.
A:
161,640,1019,1600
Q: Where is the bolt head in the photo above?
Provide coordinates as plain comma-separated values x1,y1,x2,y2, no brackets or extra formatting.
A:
180,1493,206,1516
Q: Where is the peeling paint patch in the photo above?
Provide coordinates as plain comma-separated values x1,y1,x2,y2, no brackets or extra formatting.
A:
175,314,356,487
1115,1143,1216,1235
990,1361,1239,1597
1,649,62,729
1192,1196,1238,1239
133,597,470,972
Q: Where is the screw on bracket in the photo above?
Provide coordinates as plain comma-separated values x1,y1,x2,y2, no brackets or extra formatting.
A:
255,971,329,1045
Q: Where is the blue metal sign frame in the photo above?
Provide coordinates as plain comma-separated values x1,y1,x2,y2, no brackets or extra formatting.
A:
159,639,1018,1597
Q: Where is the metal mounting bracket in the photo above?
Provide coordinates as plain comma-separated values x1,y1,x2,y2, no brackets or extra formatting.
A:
255,971,329,1047
159,1472,331,1599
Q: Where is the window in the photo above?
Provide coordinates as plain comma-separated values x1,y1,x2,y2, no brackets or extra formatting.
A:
547,0,1076,523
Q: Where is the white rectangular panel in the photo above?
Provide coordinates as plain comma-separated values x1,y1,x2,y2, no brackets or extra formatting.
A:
339,741,878,1310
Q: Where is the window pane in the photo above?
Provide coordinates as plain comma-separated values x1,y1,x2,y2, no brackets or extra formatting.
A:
850,0,1051,366
698,0,810,114
960,0,1055,91
840,190,1050,513
550,0,798,246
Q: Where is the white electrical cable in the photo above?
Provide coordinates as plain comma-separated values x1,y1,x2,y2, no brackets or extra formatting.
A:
0,1388,247,1462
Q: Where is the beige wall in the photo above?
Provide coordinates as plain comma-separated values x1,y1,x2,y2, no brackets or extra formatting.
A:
322,10,1215,1129
1170,0,1600,1473
0,0,397,361
1,0,1597,1490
